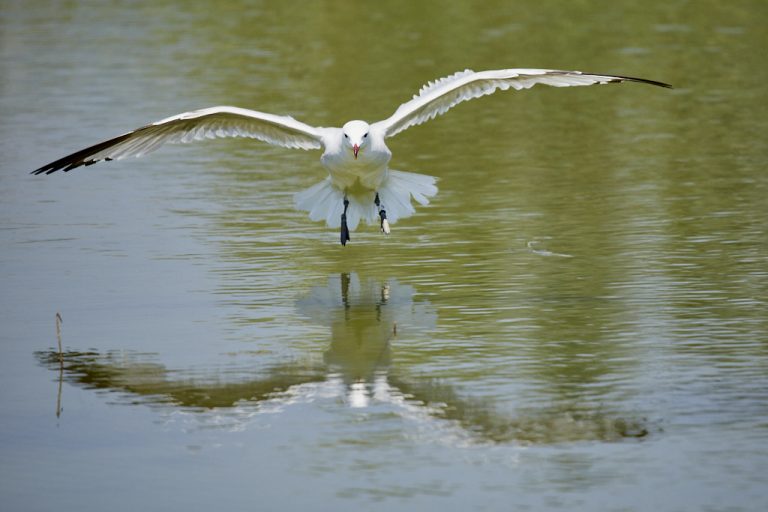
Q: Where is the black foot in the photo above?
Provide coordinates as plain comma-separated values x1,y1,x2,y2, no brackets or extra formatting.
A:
340,198,351,246
340,215,350,246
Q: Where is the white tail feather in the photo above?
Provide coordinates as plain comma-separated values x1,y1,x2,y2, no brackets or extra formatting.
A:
294,170,438,229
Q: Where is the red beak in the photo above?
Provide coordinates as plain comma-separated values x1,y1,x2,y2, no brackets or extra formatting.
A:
353,144,359,159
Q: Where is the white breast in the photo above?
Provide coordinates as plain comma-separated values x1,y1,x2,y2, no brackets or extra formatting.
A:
321,131,391,191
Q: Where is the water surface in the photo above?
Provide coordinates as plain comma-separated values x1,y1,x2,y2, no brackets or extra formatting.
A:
1,1,767,510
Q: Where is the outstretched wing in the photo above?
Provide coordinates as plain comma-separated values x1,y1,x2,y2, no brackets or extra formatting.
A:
32,106,325,175
372,69,671,138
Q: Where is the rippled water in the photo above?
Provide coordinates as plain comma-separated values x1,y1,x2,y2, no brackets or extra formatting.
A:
2,1,767,510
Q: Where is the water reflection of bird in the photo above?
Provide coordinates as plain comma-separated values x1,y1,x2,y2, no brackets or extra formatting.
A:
37,273,651,443
38,273,439,412
31,68,670,245
296,273,436,408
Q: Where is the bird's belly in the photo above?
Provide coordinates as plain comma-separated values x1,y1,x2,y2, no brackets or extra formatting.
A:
322,151,390,192
329,166,387,191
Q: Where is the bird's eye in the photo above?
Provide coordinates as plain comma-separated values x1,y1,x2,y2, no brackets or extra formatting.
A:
344,134,348,139
363,133,368,138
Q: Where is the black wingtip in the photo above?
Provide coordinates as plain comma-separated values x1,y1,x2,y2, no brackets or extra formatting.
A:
611,74,673,89
30,164,62,175
29,132,132,176
30,161,87,175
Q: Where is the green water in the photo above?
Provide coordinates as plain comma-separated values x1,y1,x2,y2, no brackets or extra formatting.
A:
1,1,767,510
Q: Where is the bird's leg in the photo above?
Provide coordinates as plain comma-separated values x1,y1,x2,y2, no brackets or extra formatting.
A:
340,197,351,246
374,193,390,235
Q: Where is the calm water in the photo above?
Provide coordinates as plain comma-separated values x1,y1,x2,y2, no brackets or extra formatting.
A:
2,1,767,510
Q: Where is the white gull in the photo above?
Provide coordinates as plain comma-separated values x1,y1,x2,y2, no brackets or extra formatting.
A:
32,68,670,245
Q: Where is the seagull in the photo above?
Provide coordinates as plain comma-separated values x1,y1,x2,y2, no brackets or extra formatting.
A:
31,68,670,245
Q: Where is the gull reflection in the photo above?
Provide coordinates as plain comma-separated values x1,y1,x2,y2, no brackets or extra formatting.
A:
296,273,435,408
36,273,651,443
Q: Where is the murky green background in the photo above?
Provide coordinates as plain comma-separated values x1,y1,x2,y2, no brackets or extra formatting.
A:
2,0,767,510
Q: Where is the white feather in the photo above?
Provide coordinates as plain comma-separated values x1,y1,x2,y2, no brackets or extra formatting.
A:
295,169,438,228
373,69,668,138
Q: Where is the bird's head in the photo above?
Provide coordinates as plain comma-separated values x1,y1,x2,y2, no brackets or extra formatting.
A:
342,120,370,159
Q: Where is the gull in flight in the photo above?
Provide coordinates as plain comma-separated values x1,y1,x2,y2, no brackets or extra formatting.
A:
32,68,670,245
